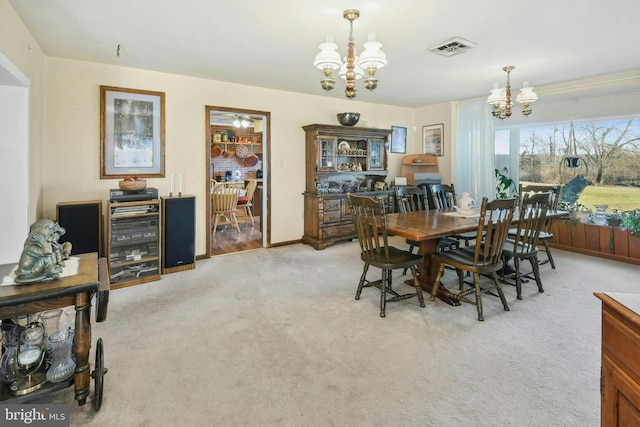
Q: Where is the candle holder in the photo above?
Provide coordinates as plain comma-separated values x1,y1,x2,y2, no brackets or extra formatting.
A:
11,322,47,396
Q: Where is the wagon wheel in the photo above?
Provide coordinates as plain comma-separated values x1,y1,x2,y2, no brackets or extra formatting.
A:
92,338,105,411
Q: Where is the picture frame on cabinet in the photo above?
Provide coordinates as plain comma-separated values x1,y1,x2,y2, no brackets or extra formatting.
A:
100,86,166,178
422,123,443,156
390,126,407,153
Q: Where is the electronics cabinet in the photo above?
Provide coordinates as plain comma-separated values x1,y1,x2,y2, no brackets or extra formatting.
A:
107,200,160,289
595,292,640,426
302,124,392,250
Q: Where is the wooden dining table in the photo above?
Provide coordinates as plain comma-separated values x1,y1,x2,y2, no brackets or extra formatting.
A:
385,207,568,306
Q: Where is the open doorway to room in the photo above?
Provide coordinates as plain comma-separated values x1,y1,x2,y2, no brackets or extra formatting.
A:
205,106,270,257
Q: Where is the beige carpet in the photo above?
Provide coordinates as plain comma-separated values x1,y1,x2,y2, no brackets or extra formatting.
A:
37,238,640,426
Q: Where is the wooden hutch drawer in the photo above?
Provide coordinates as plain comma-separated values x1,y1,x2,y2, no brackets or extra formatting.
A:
322,198,342,211
321,223,355,239
322,211,342,223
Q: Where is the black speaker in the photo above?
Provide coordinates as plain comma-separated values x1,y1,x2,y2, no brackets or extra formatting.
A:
56,200,103,256
162,195,195,274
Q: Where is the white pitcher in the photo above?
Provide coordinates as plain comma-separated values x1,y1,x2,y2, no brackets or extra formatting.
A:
458,192,476,210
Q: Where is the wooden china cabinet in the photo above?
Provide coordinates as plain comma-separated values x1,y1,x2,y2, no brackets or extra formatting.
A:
302,124,392,250
595,292,640,426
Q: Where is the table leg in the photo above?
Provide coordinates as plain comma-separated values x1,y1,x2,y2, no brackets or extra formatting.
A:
411,240,461,307
74,292,92,406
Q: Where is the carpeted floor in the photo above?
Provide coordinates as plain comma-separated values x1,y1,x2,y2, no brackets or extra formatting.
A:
36,238,640,426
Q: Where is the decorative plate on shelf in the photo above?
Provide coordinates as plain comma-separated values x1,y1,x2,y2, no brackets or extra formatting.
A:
338,141,350,151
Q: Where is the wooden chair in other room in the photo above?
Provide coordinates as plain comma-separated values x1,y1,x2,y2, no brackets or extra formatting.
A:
503,192,551,299
518,183,561,269
237,179,257,224
347,194,425,318
211,182,240,238
429,197,517,321
395,186,459,275
429,183,477,246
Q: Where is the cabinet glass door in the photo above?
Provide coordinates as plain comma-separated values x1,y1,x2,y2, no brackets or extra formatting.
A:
367,139,384,171
317,137,337,171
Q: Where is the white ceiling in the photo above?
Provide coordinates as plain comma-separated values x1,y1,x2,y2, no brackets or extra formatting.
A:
8,0,640,108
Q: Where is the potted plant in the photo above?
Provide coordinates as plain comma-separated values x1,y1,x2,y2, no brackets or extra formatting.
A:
494,167,516,199
620,209,640,236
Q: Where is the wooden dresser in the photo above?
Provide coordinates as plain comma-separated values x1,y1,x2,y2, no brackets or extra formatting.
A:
595,292,640,426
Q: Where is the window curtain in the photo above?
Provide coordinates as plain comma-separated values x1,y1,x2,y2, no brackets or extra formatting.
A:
455,99,495,200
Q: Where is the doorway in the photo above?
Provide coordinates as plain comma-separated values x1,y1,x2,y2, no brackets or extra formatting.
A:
205,106,270,257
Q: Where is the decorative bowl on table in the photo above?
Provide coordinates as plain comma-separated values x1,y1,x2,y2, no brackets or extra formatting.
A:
118,178,146,191
455,206,480,216
337,112,360,126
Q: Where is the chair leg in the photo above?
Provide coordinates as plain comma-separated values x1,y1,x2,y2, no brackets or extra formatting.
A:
473,273,484,321
231,212,240,231
429,263,447,301
380,269,389,318
402,244,416,275
212,214,220,238
410,266,425,308
355,264,369,300
543,241,555,269
457,268,464,290
530,256,544,293
491,272,510,312
244,206,254,225
514,257,523,300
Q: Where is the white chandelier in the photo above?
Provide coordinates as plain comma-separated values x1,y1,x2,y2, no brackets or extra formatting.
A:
487,66,538,119
313,9,387,99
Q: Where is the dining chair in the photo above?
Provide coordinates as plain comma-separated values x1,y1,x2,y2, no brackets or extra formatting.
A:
503,192,551,299
395,187,459,275
347,194,425,318
237,179,257,224
518,183,561,269
211,182,241,238
428,183,477,246
429,197,516,321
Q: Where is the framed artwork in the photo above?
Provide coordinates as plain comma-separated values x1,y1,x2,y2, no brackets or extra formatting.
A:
422,123,444,156
390,126,407,153
100,86,165,178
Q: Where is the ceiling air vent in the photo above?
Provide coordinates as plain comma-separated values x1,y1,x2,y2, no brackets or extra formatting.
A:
428,37,477,57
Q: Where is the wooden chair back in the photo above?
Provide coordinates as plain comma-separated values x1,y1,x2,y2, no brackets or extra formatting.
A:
429,183,457,209
348,194,390,263
510,194,550,254
395,186,427,213
244,179,258,202
212,182,240,214
519,183,561,232
471,197,517,268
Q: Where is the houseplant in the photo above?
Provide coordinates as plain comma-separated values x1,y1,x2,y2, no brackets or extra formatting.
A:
494,167,516,199
620,209,640,236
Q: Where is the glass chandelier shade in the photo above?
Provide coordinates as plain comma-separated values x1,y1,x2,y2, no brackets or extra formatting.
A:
487,66,537,119
313,10,386,99
232,116,251,128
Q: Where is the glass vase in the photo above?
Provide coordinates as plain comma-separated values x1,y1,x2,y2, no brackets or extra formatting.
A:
46,329,76,383
594,204,608,226
0,324,23,384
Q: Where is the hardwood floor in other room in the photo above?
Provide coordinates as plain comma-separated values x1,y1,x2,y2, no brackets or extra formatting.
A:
211,215,262,255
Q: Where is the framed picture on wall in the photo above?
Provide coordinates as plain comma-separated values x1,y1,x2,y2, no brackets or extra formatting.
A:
422,123,444,156
390,126,407,153
100,86,166,178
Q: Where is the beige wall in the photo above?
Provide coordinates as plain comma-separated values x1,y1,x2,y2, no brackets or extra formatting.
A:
42,58,415,255
414,103,456,183
0,0,46,225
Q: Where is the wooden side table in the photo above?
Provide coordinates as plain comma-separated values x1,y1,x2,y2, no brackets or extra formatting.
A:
0,253,109,410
